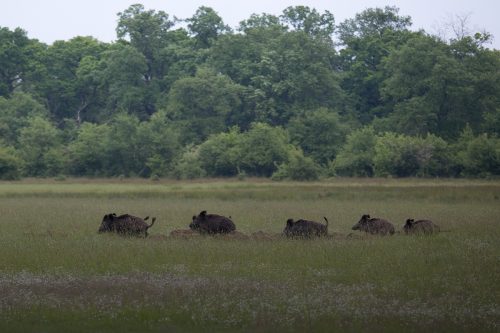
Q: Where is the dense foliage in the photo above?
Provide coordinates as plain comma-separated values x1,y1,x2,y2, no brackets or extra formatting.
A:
0,5,499,180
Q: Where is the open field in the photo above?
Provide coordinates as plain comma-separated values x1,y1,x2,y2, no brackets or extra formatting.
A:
0,178,499,332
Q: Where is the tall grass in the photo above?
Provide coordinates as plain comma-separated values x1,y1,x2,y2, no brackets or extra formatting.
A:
0,179,499,332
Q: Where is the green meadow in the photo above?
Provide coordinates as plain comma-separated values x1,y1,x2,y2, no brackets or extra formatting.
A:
0,179,499,332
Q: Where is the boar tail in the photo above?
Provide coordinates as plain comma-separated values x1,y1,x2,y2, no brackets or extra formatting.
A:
147,217,156,229
323,217,329,228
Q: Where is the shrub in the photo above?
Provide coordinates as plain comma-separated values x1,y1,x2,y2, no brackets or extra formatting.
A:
171,146,206,180
333,127,376,177
374,132,418,177
239,123,290,177
197,127,242,177
0,145,22,180
67,122,109,176
459,134,500,177
417,134,452,177
374,132,453,177
272,149,321,181
18,116,63,177
288,108,347,164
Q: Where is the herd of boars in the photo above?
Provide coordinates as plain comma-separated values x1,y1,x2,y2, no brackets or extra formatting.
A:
98,210,441,238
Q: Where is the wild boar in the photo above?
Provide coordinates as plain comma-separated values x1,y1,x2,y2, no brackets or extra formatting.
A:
352,214,395,235
98,213,156,237
189,210,236,234
283,217,329,238
404,219,440,235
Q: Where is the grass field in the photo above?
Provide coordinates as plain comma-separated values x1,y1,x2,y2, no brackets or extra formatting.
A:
0,178,499,332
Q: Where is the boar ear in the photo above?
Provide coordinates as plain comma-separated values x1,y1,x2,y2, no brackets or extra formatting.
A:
192,215,196,220
200,210,207,216
286,218,294,226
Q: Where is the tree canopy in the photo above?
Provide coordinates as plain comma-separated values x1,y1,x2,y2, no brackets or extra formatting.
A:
0,4,499,180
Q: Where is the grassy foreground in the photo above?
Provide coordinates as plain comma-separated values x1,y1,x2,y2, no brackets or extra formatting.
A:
0,178,499,332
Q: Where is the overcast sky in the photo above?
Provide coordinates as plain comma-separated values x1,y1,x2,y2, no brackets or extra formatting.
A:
1,0,499,49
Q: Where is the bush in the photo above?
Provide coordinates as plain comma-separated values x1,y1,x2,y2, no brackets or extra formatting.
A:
272,149,321,181
417,134,452,177
333,127,376,177
374,132,453,177
171,146,206,180
43,147,67,177
18,116,63,177
288,108,347,164
67,122,109,176
239,123,290,177
197,128,242,177
459,134,500,177
0,145,22,180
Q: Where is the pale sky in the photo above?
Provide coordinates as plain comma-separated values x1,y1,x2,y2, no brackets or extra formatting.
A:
1,0,499,49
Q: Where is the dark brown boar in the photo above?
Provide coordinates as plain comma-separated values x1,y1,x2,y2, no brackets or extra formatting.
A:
189,210,236,234
404,219,440,235
98,213,156,237
352,214,395,235
283,217,329,238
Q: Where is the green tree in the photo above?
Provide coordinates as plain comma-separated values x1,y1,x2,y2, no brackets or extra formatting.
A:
156,29,199,93
238,13,283,33
337,6,411,43
249,31,344,125
171,146,206,179
0,92,48,145
457,133,500,177
272,148,321,181
33,36,107,122
373,132,419,177
239,123,290,176
74,55,107,124
100,44,150,117
67,122,110,176
418,134,452,177
197,127,243,176
167,67,243,143
333,126,377,177
187,6,230,48
337,6,414,123
211,14,346,127
381,34,468,137
0,27,35,97
136,111,181,177
116,4,173,83
280,6,335,39
373,132,452,177
287,108,347,164
18,116,63,176
0,145,22,180
483,107,500,135
104,113,141,176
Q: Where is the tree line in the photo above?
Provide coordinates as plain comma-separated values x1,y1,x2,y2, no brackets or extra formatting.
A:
0,4,499,180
